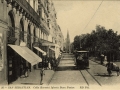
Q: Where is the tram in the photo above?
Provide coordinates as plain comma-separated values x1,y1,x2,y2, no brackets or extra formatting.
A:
75,51,89,69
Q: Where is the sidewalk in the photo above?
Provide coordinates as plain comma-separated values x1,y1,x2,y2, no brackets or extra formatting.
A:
9,69,55,85
90,57,120,67
90,57,108,66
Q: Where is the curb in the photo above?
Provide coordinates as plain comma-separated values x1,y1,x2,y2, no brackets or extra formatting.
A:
90,57,107,67
47,70,55,85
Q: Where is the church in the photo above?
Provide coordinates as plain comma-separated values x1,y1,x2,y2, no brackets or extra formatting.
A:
63,30,71,53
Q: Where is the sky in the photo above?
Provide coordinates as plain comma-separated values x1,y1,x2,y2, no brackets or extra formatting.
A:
52,0,120,42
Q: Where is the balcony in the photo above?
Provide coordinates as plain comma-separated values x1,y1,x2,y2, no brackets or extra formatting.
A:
40,18,50,35
39,0,49,17
13,0,40,24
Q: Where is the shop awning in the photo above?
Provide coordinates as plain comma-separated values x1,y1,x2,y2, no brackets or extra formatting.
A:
22,47,42,62
49,47,55,51
42,42,54,46
8,45,42,66
33,47,46,55
40,39,59,47
42,42,59,47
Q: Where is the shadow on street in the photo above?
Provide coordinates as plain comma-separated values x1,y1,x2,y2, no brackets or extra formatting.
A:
56,66,77,71
56,66,90,71
21,83,39,85
94,73,114,77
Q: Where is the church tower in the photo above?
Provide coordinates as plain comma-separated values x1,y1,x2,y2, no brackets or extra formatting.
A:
66,30,70,53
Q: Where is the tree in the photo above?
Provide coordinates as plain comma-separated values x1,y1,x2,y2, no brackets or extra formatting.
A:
73,25,120,61
73,35,80,50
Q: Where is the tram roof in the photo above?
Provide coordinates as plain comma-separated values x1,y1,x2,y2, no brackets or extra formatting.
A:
77,51,89,53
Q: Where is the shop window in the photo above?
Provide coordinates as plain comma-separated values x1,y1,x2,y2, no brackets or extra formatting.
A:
8,10,16,44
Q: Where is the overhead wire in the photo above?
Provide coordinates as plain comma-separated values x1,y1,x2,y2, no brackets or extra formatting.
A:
81,0,104,33
79,0,104,48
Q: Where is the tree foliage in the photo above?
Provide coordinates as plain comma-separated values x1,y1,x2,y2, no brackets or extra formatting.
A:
73,25,120,61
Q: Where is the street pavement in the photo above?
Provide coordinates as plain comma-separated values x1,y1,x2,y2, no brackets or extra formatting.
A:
49,53,89,85
9,69,54,85
2,53,120,88
90,57,120,68
49,58,88,85
49,53,120,87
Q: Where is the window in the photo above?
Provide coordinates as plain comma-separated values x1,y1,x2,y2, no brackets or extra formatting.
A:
27,24,31,48
33,0,35,10
20,18,24,41
33,28,36,41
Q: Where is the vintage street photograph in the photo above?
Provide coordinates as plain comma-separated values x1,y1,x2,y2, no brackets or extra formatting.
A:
0,0,120,90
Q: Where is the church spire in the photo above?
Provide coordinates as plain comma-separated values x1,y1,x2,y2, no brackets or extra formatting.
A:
67,30,70,42
66,30,70,53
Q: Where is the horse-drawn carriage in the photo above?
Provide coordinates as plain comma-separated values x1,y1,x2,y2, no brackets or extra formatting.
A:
106,62,120,76
75,51,89,69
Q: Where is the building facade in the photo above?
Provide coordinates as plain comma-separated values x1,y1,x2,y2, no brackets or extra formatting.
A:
0,0,64,84
56,25,64,51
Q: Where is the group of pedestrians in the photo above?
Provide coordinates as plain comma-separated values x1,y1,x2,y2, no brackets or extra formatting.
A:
43,56,61,71
43,58,55,70
39,60,58,85
19,55,62,85
40,58,55,85
39,56,61,85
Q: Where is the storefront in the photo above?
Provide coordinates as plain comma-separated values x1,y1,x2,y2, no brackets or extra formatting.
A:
7,44,42,84
42,41,60,59
33,42,46,69
49,47,55,58
0,29,7,84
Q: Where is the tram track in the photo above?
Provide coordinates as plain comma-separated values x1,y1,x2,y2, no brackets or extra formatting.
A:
79,70,89,86
79,69,101,86
49,54,102,85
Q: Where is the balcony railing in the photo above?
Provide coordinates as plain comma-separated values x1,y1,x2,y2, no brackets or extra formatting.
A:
14,0,40,24
40,18,49,34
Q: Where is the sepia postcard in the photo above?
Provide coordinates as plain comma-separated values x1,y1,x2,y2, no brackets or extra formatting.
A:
0,0,120,90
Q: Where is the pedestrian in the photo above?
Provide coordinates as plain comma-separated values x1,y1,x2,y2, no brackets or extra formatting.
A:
101,54,104,64
106,61,120,76
104,56,107,61
106,62,113,76
20,64,23,78
51,59,54,70
48,60,51,69
40,68,45,85
24,66,29,77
